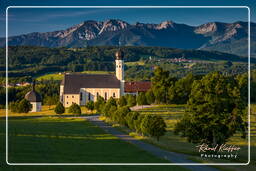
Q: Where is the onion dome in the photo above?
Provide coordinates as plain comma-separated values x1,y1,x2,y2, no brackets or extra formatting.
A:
25,81,42,102
115,49,124,60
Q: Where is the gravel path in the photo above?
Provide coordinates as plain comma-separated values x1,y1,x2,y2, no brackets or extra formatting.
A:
85,115,219,171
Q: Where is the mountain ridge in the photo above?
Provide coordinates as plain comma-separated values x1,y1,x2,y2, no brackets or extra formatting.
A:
1,19,255,57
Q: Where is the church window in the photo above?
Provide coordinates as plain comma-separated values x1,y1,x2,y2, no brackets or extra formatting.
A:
88,93,91,101
67,102,68,104
113,92,115,97
105,92,107,100
80,93,83,101
72,96,74,98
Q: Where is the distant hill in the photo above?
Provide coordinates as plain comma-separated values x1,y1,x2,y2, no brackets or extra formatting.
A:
0,19,254,58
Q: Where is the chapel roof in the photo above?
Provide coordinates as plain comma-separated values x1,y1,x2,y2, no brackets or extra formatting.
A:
63,73,120,94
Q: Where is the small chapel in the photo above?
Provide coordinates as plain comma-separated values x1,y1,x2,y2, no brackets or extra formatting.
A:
25,81,42,112
60,49,150,107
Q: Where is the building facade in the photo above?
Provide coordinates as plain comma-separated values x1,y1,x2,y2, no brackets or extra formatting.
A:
60,50,124,107
25,82,42,112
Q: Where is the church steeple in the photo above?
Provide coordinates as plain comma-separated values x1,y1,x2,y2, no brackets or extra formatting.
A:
115,49,124,81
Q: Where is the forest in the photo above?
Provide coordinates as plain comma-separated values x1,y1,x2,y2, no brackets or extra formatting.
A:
0,45,254,84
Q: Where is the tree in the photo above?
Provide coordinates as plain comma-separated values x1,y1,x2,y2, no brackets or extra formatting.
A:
168,73,195,104
118,96,127,107
68,103,81,115
85,101,94,111
16,99,32,113
134,114,145,134
151,67,177,103
126,94,136,107
136,92,148,105
236,72,248,104
94,96,105,113
146,90,155,104
126,111,140,130
141,114,166,141
113,106,131,126
54,102,65,114
102,97,117,116
44,96,57,109
174,72,247,145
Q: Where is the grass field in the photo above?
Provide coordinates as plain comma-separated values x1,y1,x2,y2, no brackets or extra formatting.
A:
0,105,96,117
128,104,256,171
125,61,145,66
36,73,64,81
0,117,190,171
36,71,114,81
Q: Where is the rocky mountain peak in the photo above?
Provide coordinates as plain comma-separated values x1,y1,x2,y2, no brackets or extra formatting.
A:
98,19,129,34
156,20,174,30
194,22,218,34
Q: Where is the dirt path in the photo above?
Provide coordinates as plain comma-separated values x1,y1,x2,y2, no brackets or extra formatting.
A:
85,115,219,171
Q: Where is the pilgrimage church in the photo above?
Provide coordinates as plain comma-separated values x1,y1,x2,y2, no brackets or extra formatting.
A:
60,50,151,107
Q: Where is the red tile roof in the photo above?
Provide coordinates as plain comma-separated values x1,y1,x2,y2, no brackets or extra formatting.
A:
125,81,151,93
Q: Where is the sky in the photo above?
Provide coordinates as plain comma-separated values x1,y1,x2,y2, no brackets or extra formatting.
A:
0,0,255,37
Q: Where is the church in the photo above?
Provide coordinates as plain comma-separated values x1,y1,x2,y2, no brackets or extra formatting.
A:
60,49,150,107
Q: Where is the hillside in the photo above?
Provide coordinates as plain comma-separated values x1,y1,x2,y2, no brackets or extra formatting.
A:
0,46,253,85
0,19,254,58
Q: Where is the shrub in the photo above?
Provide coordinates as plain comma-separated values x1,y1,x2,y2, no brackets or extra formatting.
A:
10,101,19,113
109,105,117,120
54,102,65,114
102,97,117,116
137,92,148,105
134,114,145,134
94,96,105,113
118,96,127,107
126,94,136,107
115,106,131,126
85,101,94,111
141,114,166,141
12,99,32,113
68,103,81,115
146,90,155,104
126,111,140,130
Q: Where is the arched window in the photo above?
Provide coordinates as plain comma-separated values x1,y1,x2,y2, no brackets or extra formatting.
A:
80,92,83,101
104,92,107,100
113,92,115,97
88,93,91,101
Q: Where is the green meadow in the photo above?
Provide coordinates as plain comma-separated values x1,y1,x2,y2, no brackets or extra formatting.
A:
129,104,256,171
36,71,114,81
0,117,189,171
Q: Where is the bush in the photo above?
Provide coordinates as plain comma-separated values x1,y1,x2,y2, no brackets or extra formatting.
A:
137,92,148,105
94,96,105,113
134,114,145,134
109,105,117,120
102,97,117,116
85,101,94,111
118,96,127,107
114,106,131,126
54,102,65,114
10,101,19,113
141,114,166,141
11,99,32,113
68,103,81,115
126,94,136,107
126,111,140,130
146,90,155,104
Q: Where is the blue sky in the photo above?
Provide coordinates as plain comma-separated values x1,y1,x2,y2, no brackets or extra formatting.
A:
0,0,255,37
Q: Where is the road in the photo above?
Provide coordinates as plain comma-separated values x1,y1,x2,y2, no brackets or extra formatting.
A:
81,115,219,171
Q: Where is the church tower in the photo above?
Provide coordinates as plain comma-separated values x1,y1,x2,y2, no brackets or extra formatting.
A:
115,49,125,95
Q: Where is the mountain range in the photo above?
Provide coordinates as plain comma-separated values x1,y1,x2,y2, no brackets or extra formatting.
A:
1,19,255,57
